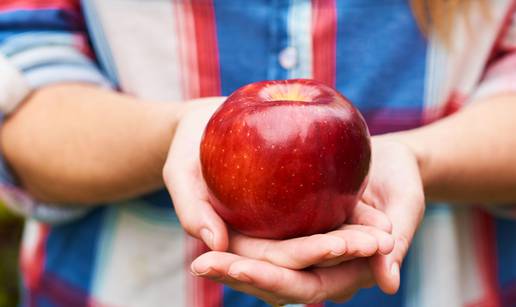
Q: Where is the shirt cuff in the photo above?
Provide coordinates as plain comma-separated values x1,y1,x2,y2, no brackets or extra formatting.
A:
0,52,31,114
0,32,112,223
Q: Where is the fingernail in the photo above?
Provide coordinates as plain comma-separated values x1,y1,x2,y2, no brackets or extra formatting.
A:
379,238,395,255
330,247,346,257
228,270,252,283
200,228,214,250
390,262,399,277
329,240,347,256
190,263,211,276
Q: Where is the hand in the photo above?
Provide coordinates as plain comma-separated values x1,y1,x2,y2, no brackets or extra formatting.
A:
188,137,425,304
163,97,230,251
356,137,425,294
163,97,394,256
190,203,394,305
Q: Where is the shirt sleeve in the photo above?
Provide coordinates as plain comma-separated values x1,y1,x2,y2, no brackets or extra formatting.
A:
470,12,516,218
0,2,111,223
470,13,516,101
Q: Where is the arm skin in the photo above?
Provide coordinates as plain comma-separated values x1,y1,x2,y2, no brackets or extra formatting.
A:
3,81,515,207
0,83,186,204
390,93,516,204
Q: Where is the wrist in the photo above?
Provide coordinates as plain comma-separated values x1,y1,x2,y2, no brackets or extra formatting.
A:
141,102,185,183
157,96,226,179
376,130,433,193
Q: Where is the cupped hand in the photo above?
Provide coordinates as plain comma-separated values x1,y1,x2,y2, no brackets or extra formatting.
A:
163,97,395,260
189,201,394,305
189,137,425,304
364,137,425,294
163,97,230,251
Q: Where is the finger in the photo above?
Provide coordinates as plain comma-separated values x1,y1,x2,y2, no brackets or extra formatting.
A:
348,202,392,233
316,225,394,267
191,252,310,305
369,230,415,294
205,274,299,305
229,227,381,270
190,251,241,277
164,165,228,251
315,225,395,268
369,253,390,294
227,257,373,303
191,253,295,305
332,224,394,255
192,251,372,304
374,194,424,294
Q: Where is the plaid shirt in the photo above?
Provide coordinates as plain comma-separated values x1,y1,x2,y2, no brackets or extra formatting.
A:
0,0,516,306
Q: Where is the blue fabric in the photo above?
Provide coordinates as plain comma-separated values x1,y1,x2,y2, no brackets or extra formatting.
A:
0,31,81,56
334,0,426,118
141,189,175,210
214,0,278,95
223,286,270,307
0,30,108,88
45,208,105,292
496,217,516,287
325,262,407,307
0,9,82,33
80,0,119,86
35,297,54,307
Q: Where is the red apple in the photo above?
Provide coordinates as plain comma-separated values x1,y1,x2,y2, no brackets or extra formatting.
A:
200,79,371,239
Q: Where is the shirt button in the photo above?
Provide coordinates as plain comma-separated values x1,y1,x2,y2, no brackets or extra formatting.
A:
278,46,298,69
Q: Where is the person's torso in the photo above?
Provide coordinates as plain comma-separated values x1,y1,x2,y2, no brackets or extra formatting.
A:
18,1,516,306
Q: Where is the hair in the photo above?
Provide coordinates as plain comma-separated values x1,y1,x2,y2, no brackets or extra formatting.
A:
410,0,489,45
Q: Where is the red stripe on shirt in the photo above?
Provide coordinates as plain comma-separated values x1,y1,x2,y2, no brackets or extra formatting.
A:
422,90,466,124
184,2,222,302
440,90,465,118
0,0,78,11
39,273,114,307
175,1,200,99
466,210,501,307
486,0,516,64
312,0,337,87
191,0,221,97
20,224,49,307
186,237,223,307
173,0,189,99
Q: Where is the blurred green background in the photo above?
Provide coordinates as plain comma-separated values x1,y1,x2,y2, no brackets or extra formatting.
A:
0,203,23,307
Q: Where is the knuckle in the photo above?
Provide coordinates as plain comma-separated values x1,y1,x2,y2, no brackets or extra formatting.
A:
395,234,411,261
380,217,393,233
262,244,282,265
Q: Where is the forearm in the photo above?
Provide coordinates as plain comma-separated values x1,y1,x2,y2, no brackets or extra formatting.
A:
0,83,184,204
389,94,516,204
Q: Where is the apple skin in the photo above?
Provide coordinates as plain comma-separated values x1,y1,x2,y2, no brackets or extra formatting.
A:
200,79,371,239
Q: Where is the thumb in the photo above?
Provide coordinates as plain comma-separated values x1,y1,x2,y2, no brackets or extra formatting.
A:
164,161,229,251
369,190,422,294
369,235,409,294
